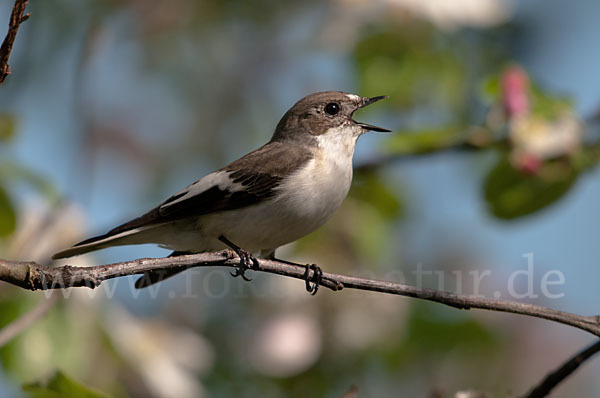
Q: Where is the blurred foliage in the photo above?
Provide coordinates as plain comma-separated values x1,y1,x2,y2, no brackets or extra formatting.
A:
350,171,404,219
401,302,500,355
0,185,16,237
383,125,467,155
1,298,75,380
202,301,507,398
0,114,16,142
0,294,130,397
484,154,578,219
23,371,108,398
353,16,599,225
0,113,60,240
0,114,17,237
482,73,573,120
0,161,61,206
354,24,466,111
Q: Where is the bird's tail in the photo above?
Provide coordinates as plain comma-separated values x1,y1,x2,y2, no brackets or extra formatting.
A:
52,228,146,259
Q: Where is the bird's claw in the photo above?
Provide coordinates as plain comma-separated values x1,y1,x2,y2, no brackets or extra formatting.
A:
303,264,322,295
230,269,252,281
230,248,258,281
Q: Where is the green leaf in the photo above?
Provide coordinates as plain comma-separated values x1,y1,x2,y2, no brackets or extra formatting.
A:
0,184,16,237
0,114,17,143
483,155,578,219
23,371,108,398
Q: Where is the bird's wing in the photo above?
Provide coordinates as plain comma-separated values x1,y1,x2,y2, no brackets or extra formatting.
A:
81,141,313,242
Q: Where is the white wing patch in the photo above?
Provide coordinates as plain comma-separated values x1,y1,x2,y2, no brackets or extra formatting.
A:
159,171,244,211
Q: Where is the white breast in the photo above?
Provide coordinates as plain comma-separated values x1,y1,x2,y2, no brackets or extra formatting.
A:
272,128,357,229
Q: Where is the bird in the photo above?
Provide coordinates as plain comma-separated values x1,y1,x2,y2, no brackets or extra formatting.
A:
53,91,390,293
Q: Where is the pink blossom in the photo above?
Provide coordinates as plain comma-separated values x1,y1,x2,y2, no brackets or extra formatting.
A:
501,65,530,117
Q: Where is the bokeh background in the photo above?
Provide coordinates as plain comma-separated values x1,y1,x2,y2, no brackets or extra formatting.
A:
1,0,600,396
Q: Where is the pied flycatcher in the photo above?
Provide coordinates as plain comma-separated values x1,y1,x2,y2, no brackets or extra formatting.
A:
53,91,390,292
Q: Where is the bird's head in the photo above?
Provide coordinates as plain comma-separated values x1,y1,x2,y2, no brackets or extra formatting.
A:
271,91,390,144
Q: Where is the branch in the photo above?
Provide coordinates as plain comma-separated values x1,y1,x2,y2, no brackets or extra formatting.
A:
523,339,600,398
1,253,600,338
0,0,30,84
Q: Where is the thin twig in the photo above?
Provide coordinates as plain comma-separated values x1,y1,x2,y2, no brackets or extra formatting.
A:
0,0,30,84
523,339,600,398
1,253,599,337
0,293,58,347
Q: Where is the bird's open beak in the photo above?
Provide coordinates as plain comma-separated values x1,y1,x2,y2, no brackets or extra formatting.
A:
353,95,391,132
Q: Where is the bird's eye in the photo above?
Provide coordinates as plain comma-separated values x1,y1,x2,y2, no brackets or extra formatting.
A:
324,102,340,116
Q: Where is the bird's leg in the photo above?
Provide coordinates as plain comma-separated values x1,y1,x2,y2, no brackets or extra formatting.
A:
267,253,322,295
218,236,258,281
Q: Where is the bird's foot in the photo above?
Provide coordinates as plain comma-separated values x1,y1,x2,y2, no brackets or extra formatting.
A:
303,264,322,295
230,248,258,281
267,255,323,295
219,235,258,281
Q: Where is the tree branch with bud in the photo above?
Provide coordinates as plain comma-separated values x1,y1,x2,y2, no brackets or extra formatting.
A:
0,0,30,84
